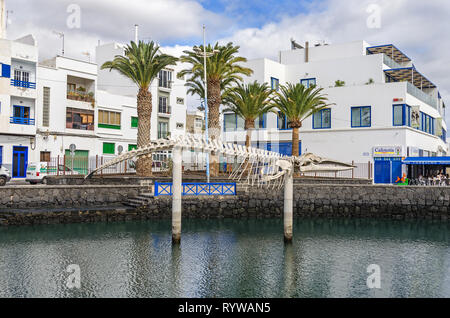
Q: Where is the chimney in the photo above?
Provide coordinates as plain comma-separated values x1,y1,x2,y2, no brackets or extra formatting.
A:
0,0,6,39
305,41,309,63
134,24,139,43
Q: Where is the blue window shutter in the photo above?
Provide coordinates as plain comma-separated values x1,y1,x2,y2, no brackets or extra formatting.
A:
1,64,11,78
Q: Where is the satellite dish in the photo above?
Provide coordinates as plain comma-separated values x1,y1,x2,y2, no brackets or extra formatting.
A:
118,145,124,154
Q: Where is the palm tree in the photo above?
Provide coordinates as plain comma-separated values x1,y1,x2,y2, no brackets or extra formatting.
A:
272,83,333,157
101,41,178,176
178,42,253,176
222,81,273,148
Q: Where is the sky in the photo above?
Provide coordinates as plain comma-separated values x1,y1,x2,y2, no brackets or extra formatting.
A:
4,0,450,120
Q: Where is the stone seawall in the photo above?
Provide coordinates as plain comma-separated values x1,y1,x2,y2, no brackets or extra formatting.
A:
0,184,449,226
0,185,140,209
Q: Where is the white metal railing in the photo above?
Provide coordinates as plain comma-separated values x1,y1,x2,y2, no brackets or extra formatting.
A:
406,82,438,109
383,54,403,69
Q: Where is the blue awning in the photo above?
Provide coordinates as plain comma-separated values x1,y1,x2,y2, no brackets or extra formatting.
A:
402,157,450,165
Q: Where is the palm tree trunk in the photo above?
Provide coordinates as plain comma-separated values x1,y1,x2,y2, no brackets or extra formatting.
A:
136,87,152,177
207,79,221,177
245,120,254,148
292,127,300,157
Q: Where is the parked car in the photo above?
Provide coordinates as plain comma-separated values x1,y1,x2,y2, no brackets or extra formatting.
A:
0,164,12,186
26,162,79,184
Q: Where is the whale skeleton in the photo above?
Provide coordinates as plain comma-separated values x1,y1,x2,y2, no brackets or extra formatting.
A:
86,133,354,187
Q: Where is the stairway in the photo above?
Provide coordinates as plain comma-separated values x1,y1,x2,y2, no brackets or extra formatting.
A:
124,192,154,208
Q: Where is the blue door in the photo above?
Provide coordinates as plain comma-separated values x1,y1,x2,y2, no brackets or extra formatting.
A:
12,146,28,178
374,160,390,184
0,146,2,165
391,160,403,184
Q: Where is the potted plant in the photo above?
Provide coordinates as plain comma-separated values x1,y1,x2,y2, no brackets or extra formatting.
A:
335,80,345,87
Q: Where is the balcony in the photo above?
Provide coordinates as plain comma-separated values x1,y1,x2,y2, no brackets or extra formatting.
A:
67,90,95,105
10,117,35,125
158,131,169,139
158,81,172,90
158,105,171,115
407,82,438,109
10,79,36,89
383,54,402,69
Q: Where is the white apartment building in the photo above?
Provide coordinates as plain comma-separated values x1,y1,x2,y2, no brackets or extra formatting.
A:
223,40,448,184
0,36,188,177
0,35,38,178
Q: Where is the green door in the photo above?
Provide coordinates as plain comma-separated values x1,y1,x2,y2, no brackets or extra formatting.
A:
64,149,89,175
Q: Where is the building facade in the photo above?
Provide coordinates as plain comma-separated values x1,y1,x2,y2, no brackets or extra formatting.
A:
0,35,38,178
0,37,188,178
223,40,448,183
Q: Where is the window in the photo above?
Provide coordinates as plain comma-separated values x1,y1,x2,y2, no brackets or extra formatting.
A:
98,110,121,129
277,111,289,130
128,144,137,151
393,104,411,127
254,114,267,129
195,118,203,129
351,106,371,128
131,116,138,128
103,142,115,154
158,121,169,139
419,112,435,135
300,78,316,88
14,69,30,82
271,77,279,91
43,87,50,127
442,129,447,142
40,151,51,162
158,96,170,114
66,108,94,130
223,114,245,132
313,109,331,129
11,105,34,125
67,83,76,92
159,70,172,89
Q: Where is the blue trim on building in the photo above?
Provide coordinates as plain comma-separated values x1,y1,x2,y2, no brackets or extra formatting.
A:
300,78,316,88
1,63,11,78
270,77,279,91
351,106,371,128
393,104,411,127
10,79,36,89
313,108,331,129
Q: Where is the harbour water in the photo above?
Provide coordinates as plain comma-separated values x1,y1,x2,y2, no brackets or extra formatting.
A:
0,218,449,298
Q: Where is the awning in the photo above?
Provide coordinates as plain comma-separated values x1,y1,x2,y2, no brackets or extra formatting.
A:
403,157,450,165
384,67,436,89
366,44,411,64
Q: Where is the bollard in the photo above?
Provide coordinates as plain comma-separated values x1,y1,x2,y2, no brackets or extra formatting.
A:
172,146,182,244
284,167,294,243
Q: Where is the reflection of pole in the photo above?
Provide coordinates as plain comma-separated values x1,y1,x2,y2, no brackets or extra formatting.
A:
284,167,293,243
172,146,182,244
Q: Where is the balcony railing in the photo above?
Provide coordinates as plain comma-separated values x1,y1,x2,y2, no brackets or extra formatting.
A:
383,54,403,69
67,90,95,104
10,117,35,125
406,82,438,109
158,81,172,89
158,131,169,139
158,105,171,114
10,79,36,89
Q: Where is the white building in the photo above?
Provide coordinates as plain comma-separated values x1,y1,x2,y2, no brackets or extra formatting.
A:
223,40,448,183
0,35,38,178
0,37,188,177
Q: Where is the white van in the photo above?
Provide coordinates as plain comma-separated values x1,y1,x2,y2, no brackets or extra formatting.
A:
0,164,11,186
26,162,79,184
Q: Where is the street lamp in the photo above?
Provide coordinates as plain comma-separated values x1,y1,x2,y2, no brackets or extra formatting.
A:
193,25,219,184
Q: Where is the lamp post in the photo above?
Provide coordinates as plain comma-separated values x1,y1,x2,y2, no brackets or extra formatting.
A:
194,25,218,183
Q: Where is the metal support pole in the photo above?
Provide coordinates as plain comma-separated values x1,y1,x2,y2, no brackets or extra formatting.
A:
284,167,294,243
203,25,210,184
172,146,182,244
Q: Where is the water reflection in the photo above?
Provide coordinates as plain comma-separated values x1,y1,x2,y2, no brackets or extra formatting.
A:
0,218,449,298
